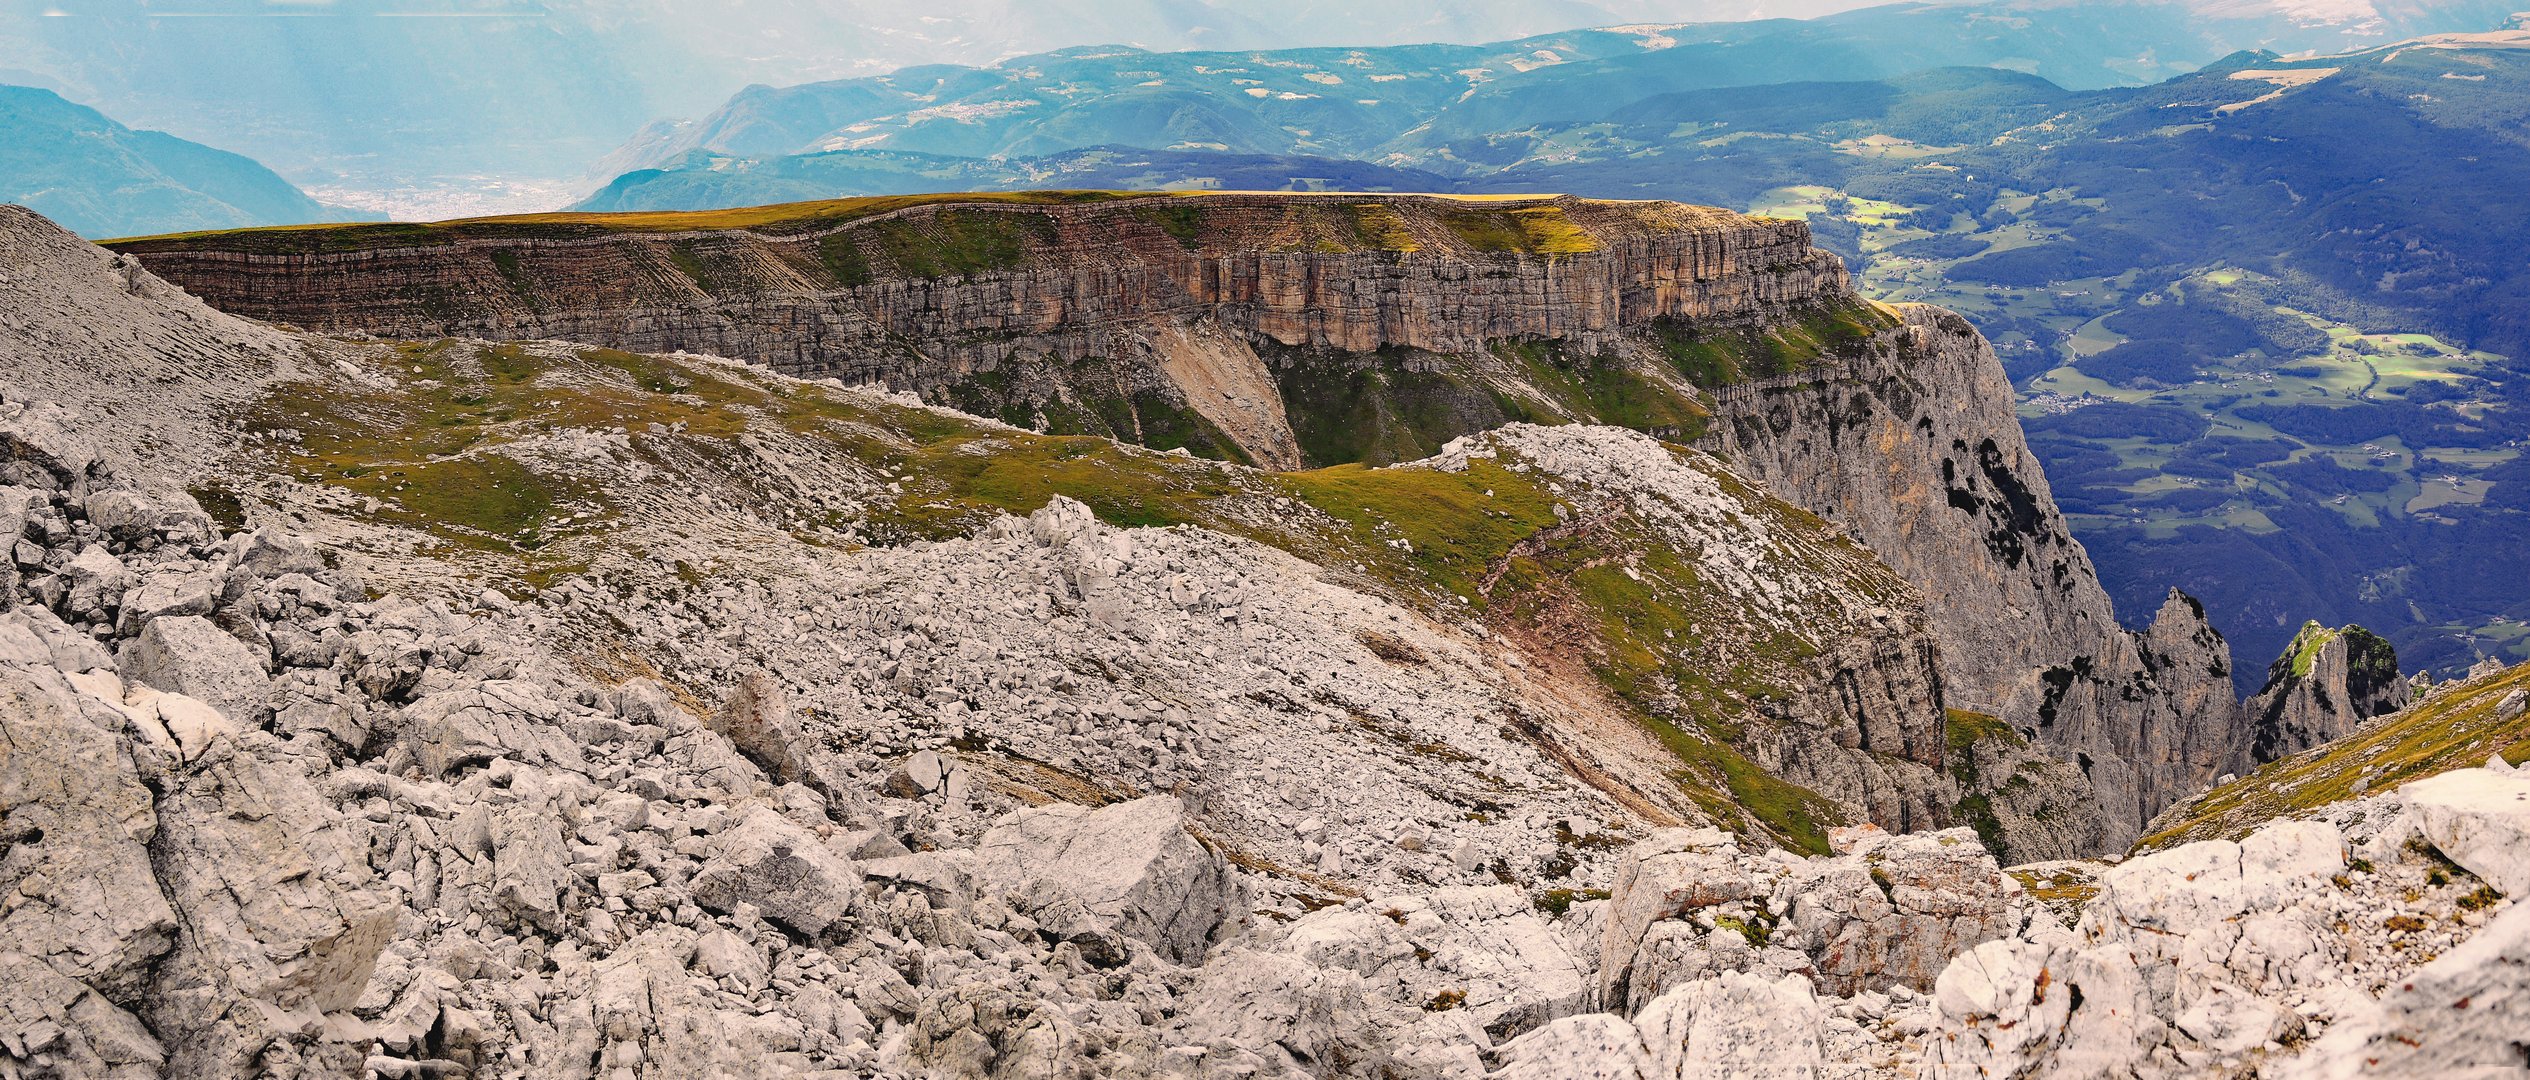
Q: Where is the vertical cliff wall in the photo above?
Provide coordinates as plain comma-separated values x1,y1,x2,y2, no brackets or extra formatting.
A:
1698,304,2240,853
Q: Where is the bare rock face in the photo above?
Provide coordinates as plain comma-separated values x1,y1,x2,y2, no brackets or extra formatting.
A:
119,613,274,726
2401,767,2530,896
1428,425,1959,843
1262,884,1592,1041
1493,971,1829,1080
973,795,1243,965
1598,825,2030,1011
142,734,400,1078
0,667,178,1063
2237,621,2409,771
1701,305,2241,853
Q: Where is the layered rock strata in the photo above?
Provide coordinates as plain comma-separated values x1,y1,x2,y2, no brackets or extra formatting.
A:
115,194,1842,470
2,203,2523,1080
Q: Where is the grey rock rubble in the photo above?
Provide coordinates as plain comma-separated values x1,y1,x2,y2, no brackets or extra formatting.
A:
2,438,2511,1080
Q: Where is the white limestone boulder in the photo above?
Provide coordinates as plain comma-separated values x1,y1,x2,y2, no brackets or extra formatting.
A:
1277,884,1591,1040
688,804,862,940
2401,767,2530,897
118,614,271,726
0,668,179,1014
973,795,1243,965
1490,1012,1655,1079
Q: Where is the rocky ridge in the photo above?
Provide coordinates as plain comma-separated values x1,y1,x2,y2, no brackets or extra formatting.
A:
2141,638,2530,852
110,193,1843,471
2236,622,2412,773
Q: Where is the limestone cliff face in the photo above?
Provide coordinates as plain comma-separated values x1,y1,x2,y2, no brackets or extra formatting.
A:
114,194,1843,470
2237,623,2408,772
1697,306,2239,854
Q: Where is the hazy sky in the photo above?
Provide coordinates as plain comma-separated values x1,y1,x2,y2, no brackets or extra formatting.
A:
0,0,1877,193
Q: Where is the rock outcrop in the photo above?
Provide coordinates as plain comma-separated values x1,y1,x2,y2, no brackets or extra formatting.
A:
105,195,2282,858
973,795,1244,964
2237,621,2409,771
1927,773,2520,1079
1701,302,2241,854
1597,824,2029,1010
2401,765,2530,897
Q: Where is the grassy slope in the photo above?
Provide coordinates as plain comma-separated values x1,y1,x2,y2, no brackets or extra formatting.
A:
103,190,1623,254
253,335,1889,852
2138,661,2530,851
108,191,1165,251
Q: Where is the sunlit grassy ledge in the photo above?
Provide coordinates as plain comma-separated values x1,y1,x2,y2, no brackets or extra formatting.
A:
2136,660,2530,851
100,189,1692,255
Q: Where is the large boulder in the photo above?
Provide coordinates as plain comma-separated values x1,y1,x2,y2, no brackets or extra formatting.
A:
2401,767,2530,897
1598,829,1758,1008
118,614,271,725
1491,1013,1656,1080
83,488,212,547
11,604,114,674
114,565,217,636
1927,936,2167,1080
973,795,1243,965
689,804,861,940
712,669,807,786
0,398,104,489
57,544,125,623
140,733,397,1078
1489,972,1829,1080
0,668,178,1023
1601,826,2025,1010
1274,884,1591,1040
1171,950,1391,1078
1635,972,1827,1079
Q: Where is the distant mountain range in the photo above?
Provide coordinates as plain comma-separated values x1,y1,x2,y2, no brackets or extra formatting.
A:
594,0,2526,178
0,84,373,238
3,0,2511,204
0,0,1850,198
573,147,1457,213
